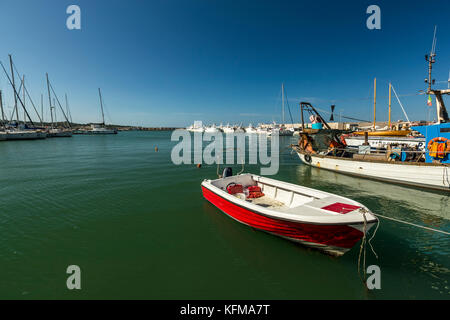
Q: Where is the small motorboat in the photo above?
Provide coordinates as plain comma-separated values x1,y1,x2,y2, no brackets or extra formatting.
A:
201,170,377,256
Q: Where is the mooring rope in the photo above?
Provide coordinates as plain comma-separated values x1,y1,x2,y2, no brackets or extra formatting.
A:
357,211,368,282
373,213,450,235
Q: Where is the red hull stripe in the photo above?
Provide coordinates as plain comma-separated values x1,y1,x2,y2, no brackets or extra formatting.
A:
202,186,364,249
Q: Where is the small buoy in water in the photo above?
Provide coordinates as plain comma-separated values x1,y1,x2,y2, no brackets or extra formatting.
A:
155,146,158,152
196,164,201,168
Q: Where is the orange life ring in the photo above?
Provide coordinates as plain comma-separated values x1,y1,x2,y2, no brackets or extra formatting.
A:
427,137,448,151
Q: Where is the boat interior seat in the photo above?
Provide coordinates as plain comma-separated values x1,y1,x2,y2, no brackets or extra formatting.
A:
212,174,257,191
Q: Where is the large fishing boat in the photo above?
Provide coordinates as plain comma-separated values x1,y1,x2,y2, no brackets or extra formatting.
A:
202,170,377,256
293,46,450,192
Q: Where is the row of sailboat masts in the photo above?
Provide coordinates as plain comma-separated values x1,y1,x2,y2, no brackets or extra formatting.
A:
45,72,72,129
0,54,74,130
5,54,35,128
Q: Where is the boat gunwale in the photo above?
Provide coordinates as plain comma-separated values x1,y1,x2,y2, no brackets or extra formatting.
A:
294,148,450,192
202,175,377,226
292,146,449,167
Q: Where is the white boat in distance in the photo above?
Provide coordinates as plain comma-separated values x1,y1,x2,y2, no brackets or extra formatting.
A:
83,88,118,135
222,124,235,134
47,128,73,138
256,124,272,135
202,172,377,256
245,123,257,134
204,124,221,133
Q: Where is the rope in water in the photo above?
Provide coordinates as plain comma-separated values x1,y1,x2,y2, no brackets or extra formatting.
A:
373,213,450,235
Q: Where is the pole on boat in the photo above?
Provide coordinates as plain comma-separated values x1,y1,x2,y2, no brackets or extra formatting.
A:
300,102,305,131
9,55,18,127
22,76,26,126
98,88,105,126
47,78,71,128
282,83,285,125
65,93,73,124
41,94,44,126
0,90,5,129
53,98,57,125
388,82,392,128
46,73,53,129
373,77,376,130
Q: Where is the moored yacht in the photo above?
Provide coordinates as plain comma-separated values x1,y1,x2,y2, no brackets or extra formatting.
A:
245,123,257,134
83,88,118,135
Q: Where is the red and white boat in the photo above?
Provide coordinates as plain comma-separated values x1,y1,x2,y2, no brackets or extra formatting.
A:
201,173,377,256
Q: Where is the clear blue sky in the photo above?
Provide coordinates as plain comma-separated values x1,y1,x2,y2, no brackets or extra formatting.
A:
0,0,449,127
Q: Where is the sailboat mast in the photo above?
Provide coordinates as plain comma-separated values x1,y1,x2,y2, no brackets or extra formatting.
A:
282,83,285,124
388,83,392,128
0,90,5,129
41,94,44,126
373,78,377,129
65,93,72,124
98,88,105,126
9,55,18,126
46,73,54,129
22,76,25,126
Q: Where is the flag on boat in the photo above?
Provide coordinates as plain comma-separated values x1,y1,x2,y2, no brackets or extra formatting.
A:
427,95,433,106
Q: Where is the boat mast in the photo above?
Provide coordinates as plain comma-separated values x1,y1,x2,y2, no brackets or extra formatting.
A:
46,73,54,129
53,98,57,125
388,82,392,128
425,26,449,124
0,90,5,129
65,93,72,124
41,94,44,126
9,55,18,127
373,78,377,129
282,83,285,125
98,88,105,126
22,76,26,126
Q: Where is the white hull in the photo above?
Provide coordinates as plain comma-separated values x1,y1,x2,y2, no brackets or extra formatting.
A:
205,127,220,133
345,136,425,150
47,130,73,138
296,152,450,192
223,128,235,134
4,130,46,140
86,129,117,134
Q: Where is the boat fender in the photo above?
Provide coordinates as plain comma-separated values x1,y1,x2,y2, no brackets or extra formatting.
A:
222,167,233,178
304,154,312,163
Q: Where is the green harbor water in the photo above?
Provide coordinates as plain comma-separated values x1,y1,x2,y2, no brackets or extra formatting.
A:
0,131,449,299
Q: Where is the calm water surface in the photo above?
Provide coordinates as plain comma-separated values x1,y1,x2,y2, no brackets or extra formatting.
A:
0,131,448,299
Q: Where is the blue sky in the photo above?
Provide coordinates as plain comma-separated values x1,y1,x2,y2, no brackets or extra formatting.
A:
0,0,449,127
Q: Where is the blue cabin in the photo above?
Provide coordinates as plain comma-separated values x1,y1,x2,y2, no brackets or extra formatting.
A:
411,123,450,163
